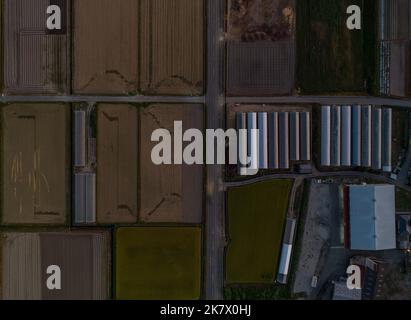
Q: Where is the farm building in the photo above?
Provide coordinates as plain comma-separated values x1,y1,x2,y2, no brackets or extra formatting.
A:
321,105,392,172
380,0,411,97
344,185,396,251
236,110,311,174
74,173,96,224
321,106,331,167
4,0,70,94
277,218,296,284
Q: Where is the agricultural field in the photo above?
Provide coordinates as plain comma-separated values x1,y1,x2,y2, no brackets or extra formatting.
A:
115,227,202,300
296,0,377,94
226,180,293,284
139,104,204,223
139,0,204,95
0,231,110,300
4,0,69,94
1,104,69,225
227,0,296,95
96,104,138,224
72,0,139,94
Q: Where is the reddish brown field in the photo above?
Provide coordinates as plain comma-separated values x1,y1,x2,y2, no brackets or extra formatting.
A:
97,104,138,224
140,104,204,223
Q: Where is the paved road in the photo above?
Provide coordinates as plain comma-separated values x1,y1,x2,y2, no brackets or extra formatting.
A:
225,170,411,191
226,95,411,107
204,0,225,300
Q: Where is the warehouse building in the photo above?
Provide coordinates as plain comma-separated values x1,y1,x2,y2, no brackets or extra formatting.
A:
321,106,331,167
74,110,87,167
236,110,311,174
277,218,296,284
74,173,96,224
321,105,392,172
345,184,396,251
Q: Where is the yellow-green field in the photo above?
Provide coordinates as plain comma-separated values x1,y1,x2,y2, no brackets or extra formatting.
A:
226,180,293,284
115,227,202,300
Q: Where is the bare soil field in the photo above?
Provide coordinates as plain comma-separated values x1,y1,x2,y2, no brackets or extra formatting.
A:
73,0,139,94
4,0,69,94
97,104,138,224
1,233,42,300
139,0,204,95
228,0,295,42
140,104,204,223
1,231,110,300
227,0,296,95
2,104,68,225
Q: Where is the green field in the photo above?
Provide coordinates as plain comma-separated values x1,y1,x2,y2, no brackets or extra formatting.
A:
396,187,411,212
226,180,293,284
297,0,377,94
115,227,202,300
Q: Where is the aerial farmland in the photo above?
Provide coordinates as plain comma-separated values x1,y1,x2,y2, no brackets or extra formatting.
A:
72,0,139,94
4,0,70,94
139,104,204,223
139,0,204,95
96,104,138,224
227,0,296,96
115,227,202,300
297,0,378,94
1,104,69,225
0,231,110,300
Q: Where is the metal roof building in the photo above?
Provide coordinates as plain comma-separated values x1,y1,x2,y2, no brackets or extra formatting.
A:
74,173,96,224
290,112,300,161
321,106,331,166
352,105,362,166
268,112,279,169
361,105,372,167
277,218,296,284
279,112,290,169
331,105,341,166
74,110,86,167
372,108,382,170
348,184,396,251
382,108,392,172
300,112,311,161
258,112,268,169
247,112,259,171
341,106,352,166
236,113,247,174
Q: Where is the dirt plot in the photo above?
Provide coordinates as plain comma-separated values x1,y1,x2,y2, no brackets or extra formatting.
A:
73,0,139,94
0,231,110,300
115,227,202,300
97,104,138,224
140,104,204,223
2,104,68,225
4,0,69,94
228,0,295,42
139,0,204,95
297,0,377,94
226,180,292,284
227,0,295,95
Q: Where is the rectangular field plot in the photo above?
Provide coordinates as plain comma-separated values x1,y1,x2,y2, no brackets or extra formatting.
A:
115,227,202,300
226,180,293,284
0,231,110,300
140,104,204,223
139,0,204,95
227,0,296,96
2,104,69,225
4,0,70,94
297,0,377,94
73,0,139,94
97,104,138,224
